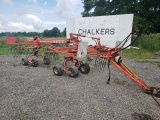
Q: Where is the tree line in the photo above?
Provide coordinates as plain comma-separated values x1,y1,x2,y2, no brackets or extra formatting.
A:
81,0,160,34
0,27,66,37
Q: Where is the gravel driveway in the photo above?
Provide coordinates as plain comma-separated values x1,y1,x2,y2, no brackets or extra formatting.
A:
0,55,160,120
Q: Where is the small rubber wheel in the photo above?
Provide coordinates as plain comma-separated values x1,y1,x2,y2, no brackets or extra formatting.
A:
79,63,90,74
43,56,50,65
53,66,63,76
31,59,38,67
22,58,28,66
69,66,79,78
75,61,83,70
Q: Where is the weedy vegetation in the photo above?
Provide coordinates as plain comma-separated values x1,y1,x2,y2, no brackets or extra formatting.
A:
122,33,160,59
134,34,160,51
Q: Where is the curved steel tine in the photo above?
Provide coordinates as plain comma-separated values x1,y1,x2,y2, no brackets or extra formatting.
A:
98,58,101,72
49,53,51,66
103,58,106,71
53,53,55,66
53,53,56,66
50,53,53,66
49,53,52,67
19,49,23,58
97,57,100,71
25,49,29,58
46,52,51,67
47,53,51,68
100,58,103,72
102,58,104,72
101,58,104,71
56,53,58,64
45,52,49,67
17,49,21,58
17,46,22,58
96,57,99,70
95,57,98,69
96,57,99,68
104,58,107,70
14,47,19,57
16,46,19,57
94,57,97,67
52,53,54,66
56,53,59,64
12,47,17,57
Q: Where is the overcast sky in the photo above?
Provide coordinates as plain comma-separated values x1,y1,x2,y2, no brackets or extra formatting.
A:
0,0,83,32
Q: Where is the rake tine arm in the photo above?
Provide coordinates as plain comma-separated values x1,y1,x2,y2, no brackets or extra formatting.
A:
107,55,160,98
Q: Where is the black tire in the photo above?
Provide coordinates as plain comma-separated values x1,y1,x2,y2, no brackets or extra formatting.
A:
75,61,83,70
79,63,90,74
43,56,50,65
69,66,79,78
22,58,28,66
53,66,63,76
31,59,38,67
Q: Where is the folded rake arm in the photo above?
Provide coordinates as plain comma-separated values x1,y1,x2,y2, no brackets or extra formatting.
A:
85,30,160,98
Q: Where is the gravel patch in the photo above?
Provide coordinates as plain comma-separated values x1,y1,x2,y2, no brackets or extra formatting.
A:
0,55,160,120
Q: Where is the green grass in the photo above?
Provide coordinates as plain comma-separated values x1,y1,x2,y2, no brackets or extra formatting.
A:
136,59,152,63
137,60,160,68
0,44,13,55
134,34,160,51
157,63,160,68
122,48,160,68
0,37,9,54
12,63,19,67
0,36,28,55
122,48,157,59
122,33,160,59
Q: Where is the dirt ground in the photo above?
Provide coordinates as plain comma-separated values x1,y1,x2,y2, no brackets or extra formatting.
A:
0,55,160,120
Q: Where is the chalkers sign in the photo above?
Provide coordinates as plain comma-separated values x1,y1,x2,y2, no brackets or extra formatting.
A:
66,14,133,47
78,28,115,35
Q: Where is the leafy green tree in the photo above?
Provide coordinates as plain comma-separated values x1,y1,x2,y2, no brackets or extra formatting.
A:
42,27,60,37
81,0,95,17
61,27,66,37
81,0,160,34
43,29,50,37
51,27,60,37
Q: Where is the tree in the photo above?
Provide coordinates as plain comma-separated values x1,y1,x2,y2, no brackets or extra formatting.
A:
51,27,60,37
81,0,95,17
42,29,49,37
61,27,66,37
81,0,160,34
42,27,60,37
0,27,62,37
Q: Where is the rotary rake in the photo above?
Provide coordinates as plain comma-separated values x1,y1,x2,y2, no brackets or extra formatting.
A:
6,30,160,104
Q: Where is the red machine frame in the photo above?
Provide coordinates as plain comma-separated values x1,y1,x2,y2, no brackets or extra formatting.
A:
6,35,67,67
6,34,90,77
6,32,160,100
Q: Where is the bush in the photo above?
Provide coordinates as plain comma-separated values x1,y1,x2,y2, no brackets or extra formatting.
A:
133,34,160,51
